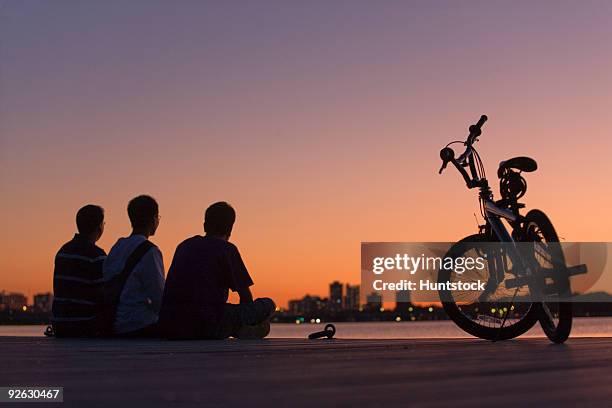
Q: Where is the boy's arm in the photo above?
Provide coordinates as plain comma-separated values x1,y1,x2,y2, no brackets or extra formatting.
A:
226,243,254,302
237,287,254,304
140,248,165,311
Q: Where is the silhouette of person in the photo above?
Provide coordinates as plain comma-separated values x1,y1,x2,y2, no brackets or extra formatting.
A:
159,202,275,339
103,195,165,337
52,205,106,337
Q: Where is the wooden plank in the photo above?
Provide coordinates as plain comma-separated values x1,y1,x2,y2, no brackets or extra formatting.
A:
1,337,611,407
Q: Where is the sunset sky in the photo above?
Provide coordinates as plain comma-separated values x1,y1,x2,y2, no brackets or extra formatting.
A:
1,1,611,307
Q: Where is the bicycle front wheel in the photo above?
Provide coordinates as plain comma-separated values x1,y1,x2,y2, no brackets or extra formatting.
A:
439,234,540,341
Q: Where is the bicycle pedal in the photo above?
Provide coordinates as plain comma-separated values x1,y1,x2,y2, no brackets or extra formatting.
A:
567,264,587,276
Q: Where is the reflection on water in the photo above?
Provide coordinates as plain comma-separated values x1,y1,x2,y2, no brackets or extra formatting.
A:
271,317,612,339
2,317,612,338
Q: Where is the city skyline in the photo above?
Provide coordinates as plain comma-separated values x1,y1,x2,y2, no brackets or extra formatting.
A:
4,283,612,324
0,290,52,312
0,281,367,314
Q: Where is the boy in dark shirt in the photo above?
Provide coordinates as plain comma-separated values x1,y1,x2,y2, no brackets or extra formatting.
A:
159,202,275,339
52,205,106,337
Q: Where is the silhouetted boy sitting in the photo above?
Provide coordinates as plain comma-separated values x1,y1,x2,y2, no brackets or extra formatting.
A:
103,195,165,337
52,205,106,337
159,202,275,339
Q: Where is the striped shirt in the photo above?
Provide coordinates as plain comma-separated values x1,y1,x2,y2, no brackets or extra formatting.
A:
52,234,106,324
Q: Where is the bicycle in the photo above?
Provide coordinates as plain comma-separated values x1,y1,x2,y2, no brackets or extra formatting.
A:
437,115,586,343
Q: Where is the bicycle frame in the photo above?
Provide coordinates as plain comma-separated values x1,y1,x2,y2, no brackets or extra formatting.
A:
447,134,535,292
443,128,531,283
479,191,530,296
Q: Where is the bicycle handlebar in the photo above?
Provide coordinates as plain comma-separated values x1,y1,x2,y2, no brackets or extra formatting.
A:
466,115,488,145
438,114,488,188
475,114,488,129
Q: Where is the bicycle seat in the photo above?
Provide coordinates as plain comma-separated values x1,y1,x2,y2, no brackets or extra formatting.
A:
497,156,537,177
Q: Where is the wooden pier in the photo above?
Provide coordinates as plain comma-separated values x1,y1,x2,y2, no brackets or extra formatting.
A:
1,336,611,407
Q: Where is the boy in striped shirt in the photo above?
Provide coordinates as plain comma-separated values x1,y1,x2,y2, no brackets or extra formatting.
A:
52,205,106,337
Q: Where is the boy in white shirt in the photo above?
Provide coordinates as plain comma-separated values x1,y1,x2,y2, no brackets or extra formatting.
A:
103,195,165,336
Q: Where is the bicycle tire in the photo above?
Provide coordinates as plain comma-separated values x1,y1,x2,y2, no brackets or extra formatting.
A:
439,234,540,341
523,209,572,344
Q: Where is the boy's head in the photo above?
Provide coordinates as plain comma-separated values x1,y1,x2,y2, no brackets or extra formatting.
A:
128,195,160,236
76,204,105,242
204,202,236,240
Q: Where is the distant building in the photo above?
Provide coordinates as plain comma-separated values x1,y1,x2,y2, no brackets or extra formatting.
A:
329,281,343,312
288,295,328,316
345,284,360,311
288,299,301,316
33,293,53,313
365,291,383,312
0,291,28,311
395,289,411,312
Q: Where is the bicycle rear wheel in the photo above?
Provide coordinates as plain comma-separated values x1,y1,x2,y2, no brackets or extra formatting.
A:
523,209,572,344
439,234,539,341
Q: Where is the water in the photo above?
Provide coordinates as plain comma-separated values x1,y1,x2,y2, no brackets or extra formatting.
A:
2,317,612,338
272,317,612,338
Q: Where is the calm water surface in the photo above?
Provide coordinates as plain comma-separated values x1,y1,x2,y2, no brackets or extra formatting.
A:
2,317,612,338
